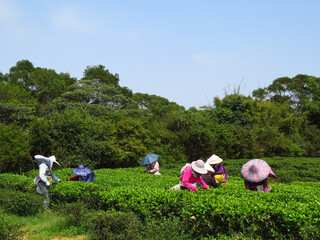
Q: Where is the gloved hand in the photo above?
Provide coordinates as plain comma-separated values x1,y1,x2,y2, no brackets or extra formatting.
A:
58,179,61,182
46,181,50,186
205,186,210,190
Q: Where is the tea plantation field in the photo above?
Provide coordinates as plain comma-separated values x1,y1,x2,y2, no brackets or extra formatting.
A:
0,157,320,239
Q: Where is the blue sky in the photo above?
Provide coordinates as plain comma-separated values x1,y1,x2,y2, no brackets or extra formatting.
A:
1,0,320,109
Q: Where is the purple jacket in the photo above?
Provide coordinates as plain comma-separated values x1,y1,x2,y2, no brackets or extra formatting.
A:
211,163,228,181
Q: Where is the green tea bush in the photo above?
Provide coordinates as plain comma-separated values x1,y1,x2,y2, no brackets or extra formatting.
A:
51,201,90,226
85,210,143,240
50,181,105,208
0,188,43,216
1,158,320,239
141,216,194,240
223,157,320,182
0,173,34,192
91,170,320,239
0,211,25,240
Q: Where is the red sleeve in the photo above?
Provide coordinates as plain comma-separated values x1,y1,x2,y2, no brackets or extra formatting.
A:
67,175,79,181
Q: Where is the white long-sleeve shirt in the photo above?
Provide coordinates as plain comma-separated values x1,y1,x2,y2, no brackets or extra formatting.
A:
39,163,60,184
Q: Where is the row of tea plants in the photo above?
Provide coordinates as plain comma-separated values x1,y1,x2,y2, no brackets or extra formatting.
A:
1,159,320,239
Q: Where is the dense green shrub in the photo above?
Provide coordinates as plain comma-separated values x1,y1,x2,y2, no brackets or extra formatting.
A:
3,61,320,173
106,117,152,168
28,108,115,168
0,188,43,216
302,124,320,157
141,216,194,240
29,108,152,169
0,123,34,174
223,157,320,182
51,201,91,226
0,173,34,192
166,110,217,162
85,210,143,240
1,158,320,239
50,181,104,207
0,211,25,240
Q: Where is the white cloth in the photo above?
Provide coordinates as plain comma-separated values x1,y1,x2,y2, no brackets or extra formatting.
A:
39,163,60,184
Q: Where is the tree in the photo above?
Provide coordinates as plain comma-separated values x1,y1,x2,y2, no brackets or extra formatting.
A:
0,123,33,173
3,60,77,104
83,65,120,87
0,82,37,105
0,82,37,125
28,67,76,104
132,93,184,121
6,60,35,87
205,94,253,126
165,110,216,161
29,108,115,168
253,74,320,127
54,64,139,112
255,75,320,111
29,108,152,169
104,117,152,168
0,72,5,82
54,78,137,111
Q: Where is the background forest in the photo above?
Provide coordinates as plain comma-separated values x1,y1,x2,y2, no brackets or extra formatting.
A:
1,60,320,174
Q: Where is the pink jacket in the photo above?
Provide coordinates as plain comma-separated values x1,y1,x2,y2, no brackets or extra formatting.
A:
180,165,208,191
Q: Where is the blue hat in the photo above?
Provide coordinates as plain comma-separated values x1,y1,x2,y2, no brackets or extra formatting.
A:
72,165,93,176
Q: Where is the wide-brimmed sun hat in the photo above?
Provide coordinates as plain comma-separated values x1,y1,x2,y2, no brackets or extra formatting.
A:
191,160,208,175
72,165,93,176
207,154,223,165
35,155,60,170
205,162,215,173
241,159,273,183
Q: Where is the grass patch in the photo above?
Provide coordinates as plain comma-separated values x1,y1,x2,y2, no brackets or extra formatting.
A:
6,211,89,240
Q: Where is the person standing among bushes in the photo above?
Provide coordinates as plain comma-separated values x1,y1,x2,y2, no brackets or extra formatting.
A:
202,154,228,188
169,160,209,191
34,155,61,208
67,165,96,183
241,159,277,192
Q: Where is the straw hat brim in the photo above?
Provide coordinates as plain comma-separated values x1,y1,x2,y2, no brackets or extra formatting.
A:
191,161,208,174
205,163,215,173
72,165,93,176
207,154,223,165
241,159,271,182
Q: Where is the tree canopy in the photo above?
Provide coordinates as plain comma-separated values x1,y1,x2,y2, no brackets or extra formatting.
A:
1,60,320,173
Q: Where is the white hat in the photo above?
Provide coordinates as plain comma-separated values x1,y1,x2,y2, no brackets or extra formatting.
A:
191,160,208,175
35,155,60,170
206,154,223,165
205,163,215,173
